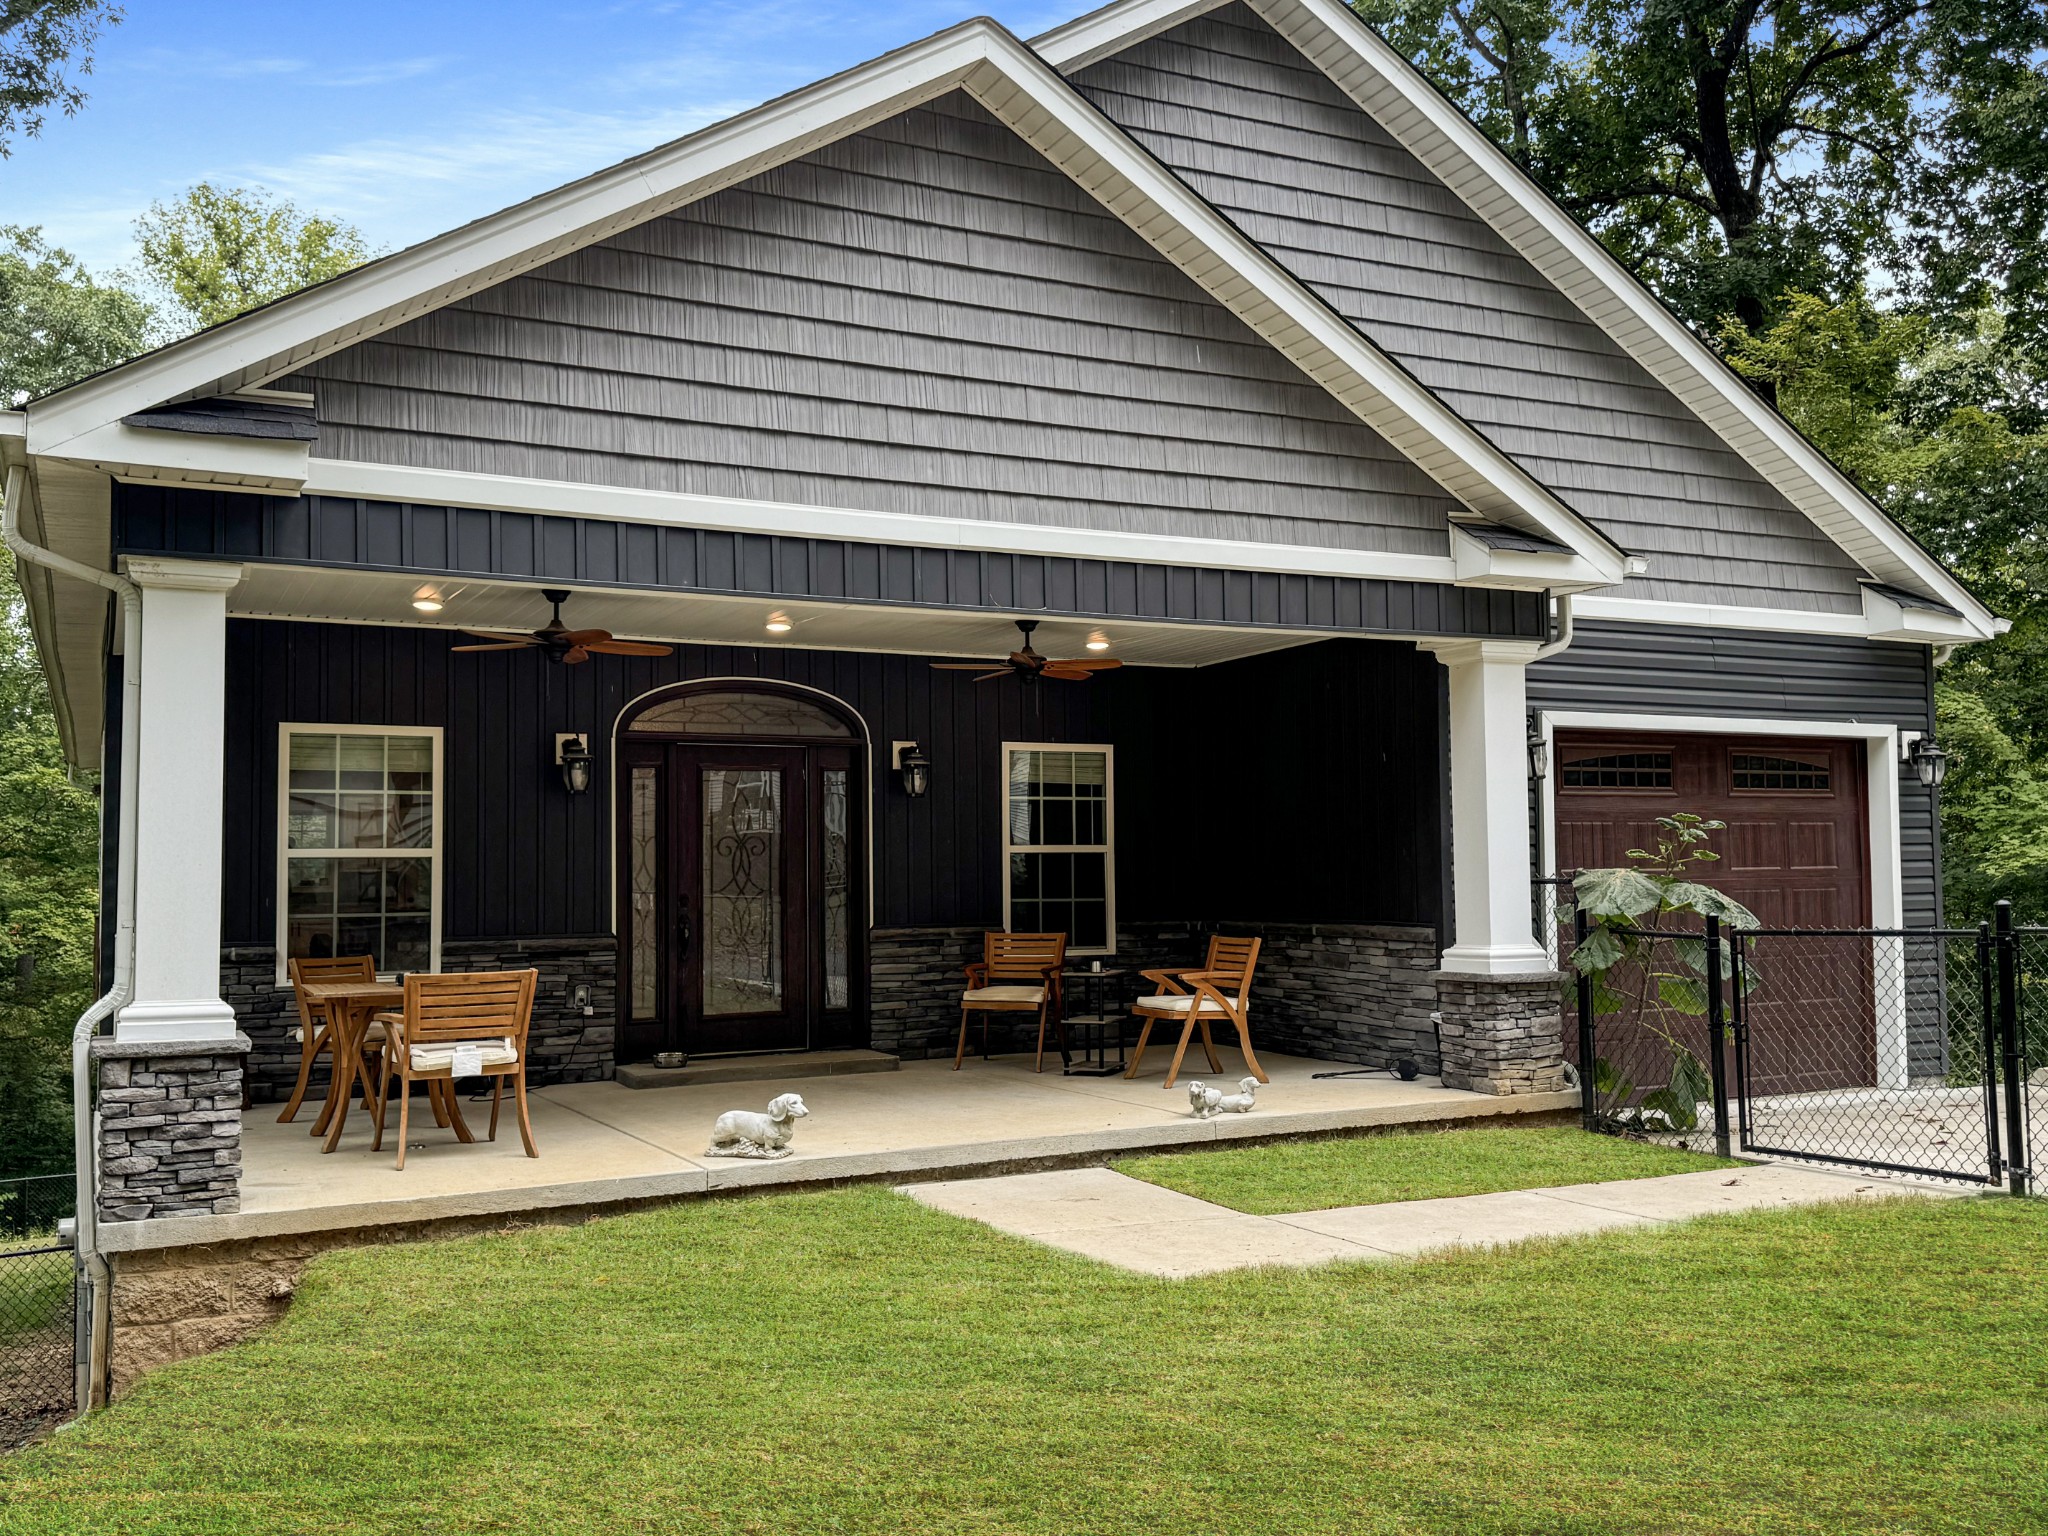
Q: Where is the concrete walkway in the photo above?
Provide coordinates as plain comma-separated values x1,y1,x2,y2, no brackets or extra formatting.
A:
902,1161,1967,1277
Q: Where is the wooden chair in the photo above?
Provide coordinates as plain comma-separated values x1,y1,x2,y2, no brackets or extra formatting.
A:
1125,935,1266,1089
371,970,539,1170
279,955,381,1123
954,933,1068,1072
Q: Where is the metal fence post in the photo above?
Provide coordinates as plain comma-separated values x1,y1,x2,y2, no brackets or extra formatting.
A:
1995,900,2029,1195
1704,914,1732,1159
1979,922,2003,1185
1574,904,1595,1132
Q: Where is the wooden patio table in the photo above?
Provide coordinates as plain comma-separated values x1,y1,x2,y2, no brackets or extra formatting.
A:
298,980,471,1153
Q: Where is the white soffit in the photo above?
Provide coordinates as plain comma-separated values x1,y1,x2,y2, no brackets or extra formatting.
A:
1036,0,1997,638
20,19,1620,581
228,564,1325,667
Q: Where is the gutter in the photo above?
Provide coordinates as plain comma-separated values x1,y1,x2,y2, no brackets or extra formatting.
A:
2,464,139,1412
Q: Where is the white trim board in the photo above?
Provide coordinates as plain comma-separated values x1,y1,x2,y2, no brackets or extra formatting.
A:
1532,710,1908,934
22,21,1621,581
1036,0,1999,639
1569,593,1970,646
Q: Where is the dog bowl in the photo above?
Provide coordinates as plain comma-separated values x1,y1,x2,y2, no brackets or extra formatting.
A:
652,1051,687,1069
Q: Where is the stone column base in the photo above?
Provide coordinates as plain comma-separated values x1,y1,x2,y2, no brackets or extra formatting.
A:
92,1034,250,1221
1432,971,1568,1095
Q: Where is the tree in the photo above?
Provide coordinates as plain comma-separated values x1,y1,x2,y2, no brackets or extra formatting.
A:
0,223,151,406
133,183,374,334
0,0,120,157
0,551,100,1179
1355,0,2048,344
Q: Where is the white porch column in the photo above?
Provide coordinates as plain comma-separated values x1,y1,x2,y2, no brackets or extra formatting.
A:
114,557,244,1042
1420,638,1550,976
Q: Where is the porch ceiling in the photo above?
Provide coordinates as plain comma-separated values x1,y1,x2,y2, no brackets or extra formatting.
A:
225,562,1330,666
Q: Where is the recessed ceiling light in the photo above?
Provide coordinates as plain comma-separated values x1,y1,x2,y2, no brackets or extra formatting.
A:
765,612,793,634
412,593,444,613
1085,634,1111,651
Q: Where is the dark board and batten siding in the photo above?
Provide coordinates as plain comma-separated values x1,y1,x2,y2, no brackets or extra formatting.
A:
1073,5,1870,613
1529,621,1941,926
113,485,1549,640
285,92,1459,557
217,621,1448,947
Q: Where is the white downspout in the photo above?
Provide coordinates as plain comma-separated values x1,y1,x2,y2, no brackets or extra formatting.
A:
2,464,140,1413
1531,592,1574,661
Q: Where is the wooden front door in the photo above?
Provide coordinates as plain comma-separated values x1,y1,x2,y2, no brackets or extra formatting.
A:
617,738,862,1060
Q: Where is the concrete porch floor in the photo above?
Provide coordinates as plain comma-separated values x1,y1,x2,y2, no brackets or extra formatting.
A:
99,1052,1578,1253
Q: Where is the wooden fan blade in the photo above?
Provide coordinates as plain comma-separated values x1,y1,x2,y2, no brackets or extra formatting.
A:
1045,657,1122,670
972,670,1011,682
451,642,538,652
558,628,614,645
457,629,538,644
562,647,591,665
1041,667,1097,681
582,639,673,656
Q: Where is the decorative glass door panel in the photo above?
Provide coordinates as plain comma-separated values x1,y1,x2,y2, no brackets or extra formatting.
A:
617,715,861,1062
700,767,785,1017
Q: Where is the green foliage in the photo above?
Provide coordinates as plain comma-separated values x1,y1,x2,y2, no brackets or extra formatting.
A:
0,223,151,406
132,183,374,334
1355,0,2048,342
0,551,99,1179
1570,814,1754,1134
0,1,121,157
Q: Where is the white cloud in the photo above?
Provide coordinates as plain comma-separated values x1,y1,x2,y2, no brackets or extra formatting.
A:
318,57,452,89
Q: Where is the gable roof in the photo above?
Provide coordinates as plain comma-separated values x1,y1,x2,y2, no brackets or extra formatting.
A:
20,17,1625,588
1036,0,2000,639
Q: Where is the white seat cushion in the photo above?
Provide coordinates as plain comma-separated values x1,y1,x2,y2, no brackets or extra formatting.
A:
1134,993,1246,1016
962,985,1047,1005
408,1037,518,1072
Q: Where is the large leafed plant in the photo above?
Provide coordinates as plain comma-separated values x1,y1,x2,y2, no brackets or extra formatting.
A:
1568,813,1759,1135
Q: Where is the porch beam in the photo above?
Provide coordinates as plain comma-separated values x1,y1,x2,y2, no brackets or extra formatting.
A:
114,556,245,1042
1421,638,1550,976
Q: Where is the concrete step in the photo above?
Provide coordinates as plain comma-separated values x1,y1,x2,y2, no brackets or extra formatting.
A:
614,1049,900,1091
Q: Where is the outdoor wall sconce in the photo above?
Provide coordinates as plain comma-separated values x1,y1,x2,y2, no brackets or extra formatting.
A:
1525,713,1549,780
1908,735,1949,790
893,740,931,798
555,733,595,795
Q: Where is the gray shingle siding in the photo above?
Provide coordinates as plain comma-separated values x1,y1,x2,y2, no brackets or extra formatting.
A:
1073,5,1872,612
291,92,1458,555
1529,621,1940,927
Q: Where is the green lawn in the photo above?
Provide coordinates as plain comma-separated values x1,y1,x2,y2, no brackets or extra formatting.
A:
1115,1123,1744,1213
2,1187,2043,1534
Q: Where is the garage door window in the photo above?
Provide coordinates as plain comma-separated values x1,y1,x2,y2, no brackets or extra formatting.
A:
1560,750,1673,790
1731,754,1832,792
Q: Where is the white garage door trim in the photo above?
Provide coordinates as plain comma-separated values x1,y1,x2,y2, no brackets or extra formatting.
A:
1537,711,1909,1089
1534,712,1903,930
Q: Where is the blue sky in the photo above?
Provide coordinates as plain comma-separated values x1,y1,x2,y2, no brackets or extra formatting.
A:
6,0,1079,276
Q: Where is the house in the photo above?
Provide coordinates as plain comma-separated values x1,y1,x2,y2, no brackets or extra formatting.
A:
0,0,1997,1390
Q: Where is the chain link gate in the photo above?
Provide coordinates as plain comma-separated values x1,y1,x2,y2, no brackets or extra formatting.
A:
0,1175,77,1444
1564,893,2038,1194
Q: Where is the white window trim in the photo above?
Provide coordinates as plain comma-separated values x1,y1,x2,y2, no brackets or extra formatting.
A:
274,722,445,986
1001,741,1117,957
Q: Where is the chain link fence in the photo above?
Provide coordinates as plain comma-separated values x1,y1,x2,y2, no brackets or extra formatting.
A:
0,1175,76,1445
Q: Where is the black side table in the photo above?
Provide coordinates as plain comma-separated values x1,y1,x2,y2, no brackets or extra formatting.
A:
1059,967,1132,1076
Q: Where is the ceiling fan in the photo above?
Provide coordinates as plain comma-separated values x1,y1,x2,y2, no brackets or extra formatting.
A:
451,589,675,666
930,620,1122,683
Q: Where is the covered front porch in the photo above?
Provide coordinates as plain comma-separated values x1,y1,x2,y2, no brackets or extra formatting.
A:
97,1050,1579,1254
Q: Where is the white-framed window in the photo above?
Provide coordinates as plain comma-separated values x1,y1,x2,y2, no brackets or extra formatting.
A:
1002,743,1114,954
275,724,442,983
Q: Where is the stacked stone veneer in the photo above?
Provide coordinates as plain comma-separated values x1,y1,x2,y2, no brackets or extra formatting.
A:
224,938,617,1101
93,1036,249,1221
870,919,1447,1071
1433,970,1571,1095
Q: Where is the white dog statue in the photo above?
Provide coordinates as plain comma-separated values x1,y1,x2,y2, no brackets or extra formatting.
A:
1188,1077,1259,1119
705,1092,810,1159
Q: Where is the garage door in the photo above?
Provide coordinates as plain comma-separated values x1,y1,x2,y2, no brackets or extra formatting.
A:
1553,731,1869,928
1554,731,1873,1096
